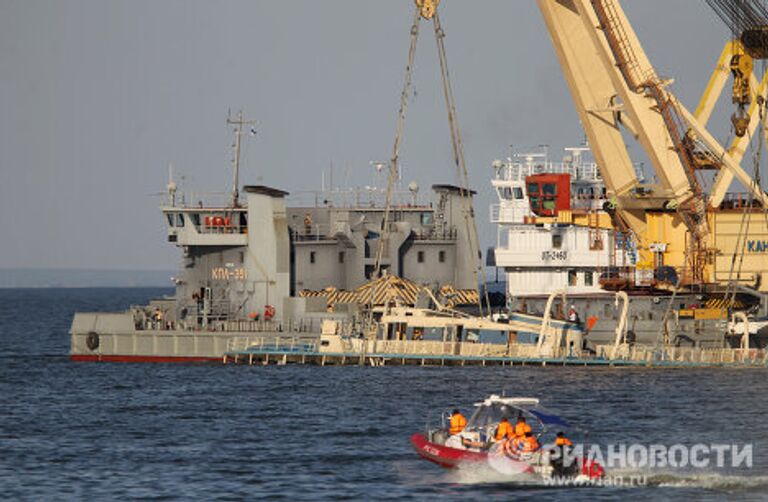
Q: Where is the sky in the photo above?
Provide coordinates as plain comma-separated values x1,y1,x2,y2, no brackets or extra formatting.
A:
0,0,734,271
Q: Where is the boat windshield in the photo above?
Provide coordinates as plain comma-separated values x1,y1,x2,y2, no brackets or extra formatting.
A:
466,402,538,431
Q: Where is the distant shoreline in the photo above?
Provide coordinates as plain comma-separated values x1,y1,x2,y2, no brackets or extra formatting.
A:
0,268,176,288
0,286,175,289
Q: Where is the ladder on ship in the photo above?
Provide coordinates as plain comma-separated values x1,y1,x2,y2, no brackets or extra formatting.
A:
593,0,710,284
588,210,603,251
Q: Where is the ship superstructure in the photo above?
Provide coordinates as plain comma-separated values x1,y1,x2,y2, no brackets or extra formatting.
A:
488,144,767,348
162,180,477,328
491,147,636,297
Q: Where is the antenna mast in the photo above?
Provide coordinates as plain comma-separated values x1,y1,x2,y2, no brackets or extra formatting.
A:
227,111,256,207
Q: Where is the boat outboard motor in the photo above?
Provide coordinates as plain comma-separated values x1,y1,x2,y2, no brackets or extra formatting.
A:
550,444,579,477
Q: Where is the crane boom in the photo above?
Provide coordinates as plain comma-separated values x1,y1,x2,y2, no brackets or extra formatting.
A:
537,0,768,285
536,0,647,239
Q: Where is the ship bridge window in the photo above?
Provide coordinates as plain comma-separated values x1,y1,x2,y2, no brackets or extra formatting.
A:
568,270,577,286
543,183,557,195
191,214,201,227
542,199,556,211
552,234,563,249
585,271,593,286
176,214,185,227
166,214,174,227
527,182,539,194
420,212,433,226
514,187,524,199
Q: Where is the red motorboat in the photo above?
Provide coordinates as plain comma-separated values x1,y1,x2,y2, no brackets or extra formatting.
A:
411,395,605,481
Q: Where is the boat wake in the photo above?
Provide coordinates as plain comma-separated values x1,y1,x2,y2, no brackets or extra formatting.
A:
397,458,768,495
638,470,768,491
444,462,541,486
448,463,768,491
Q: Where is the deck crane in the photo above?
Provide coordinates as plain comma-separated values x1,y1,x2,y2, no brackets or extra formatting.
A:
537,0,768,289
371,0,490,314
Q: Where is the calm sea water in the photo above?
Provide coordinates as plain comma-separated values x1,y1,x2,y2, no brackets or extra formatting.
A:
2,288,768,500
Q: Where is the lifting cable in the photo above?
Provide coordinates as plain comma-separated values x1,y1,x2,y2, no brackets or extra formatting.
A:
723,75,766,316
367,7,421,324
432,11,491,316
372,4,490,317
372,7,421,281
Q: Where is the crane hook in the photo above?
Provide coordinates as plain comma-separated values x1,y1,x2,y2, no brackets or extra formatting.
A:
415,0,439,20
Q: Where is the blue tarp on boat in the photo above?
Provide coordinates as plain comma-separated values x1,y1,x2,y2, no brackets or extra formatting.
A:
529,409,570,428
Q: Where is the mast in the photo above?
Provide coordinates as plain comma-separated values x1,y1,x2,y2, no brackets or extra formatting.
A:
227,111,256,208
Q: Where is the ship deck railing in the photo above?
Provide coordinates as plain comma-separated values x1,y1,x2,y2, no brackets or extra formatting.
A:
220,318,324,333
285,189,418,210
593,344,768,365
223,336,768,368
291,222,457,242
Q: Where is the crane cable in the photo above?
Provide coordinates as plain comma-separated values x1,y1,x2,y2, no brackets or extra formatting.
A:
372,7,421,281
722,74,768,317
372,5,489,318
433,11,491,316
366,7,421,332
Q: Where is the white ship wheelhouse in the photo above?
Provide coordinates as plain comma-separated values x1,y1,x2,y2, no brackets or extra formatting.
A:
490,146,642,299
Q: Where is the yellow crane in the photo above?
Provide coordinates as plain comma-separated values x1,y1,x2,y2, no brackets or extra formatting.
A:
537,0,768,291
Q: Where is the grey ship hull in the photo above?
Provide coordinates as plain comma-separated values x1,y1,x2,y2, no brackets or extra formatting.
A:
70,312,317,362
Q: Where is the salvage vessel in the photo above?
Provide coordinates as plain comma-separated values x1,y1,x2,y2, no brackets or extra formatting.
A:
70,116,482,362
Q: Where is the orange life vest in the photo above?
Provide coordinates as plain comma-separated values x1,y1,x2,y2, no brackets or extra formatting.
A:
503,437,523,458
449,413,467,435
496,420,513,440
555,436,573,447
521,435,539,453
514,421,531,438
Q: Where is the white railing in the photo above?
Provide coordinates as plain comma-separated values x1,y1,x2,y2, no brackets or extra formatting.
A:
285,189,420,209
594,344,768,365
172,191,232,209
224,334,768,366
493,161,604,183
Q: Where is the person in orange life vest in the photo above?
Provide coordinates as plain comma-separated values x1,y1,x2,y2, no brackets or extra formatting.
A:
449,409,467,435
514,414,532,438
550,431,575,475
504,435,525,457
520,430,539,453
554,431,573,447
495,417,514,441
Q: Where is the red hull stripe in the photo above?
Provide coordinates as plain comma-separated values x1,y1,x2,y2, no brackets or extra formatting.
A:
410,433,487,468
70,354,220,363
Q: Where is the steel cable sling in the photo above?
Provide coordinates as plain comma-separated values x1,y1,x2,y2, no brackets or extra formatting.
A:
372,2,489,318
366,7,422,331
432,11,490,315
